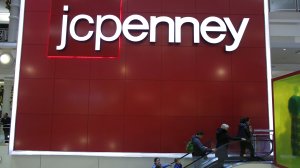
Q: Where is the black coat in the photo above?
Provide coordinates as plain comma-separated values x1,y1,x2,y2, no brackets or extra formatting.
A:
237,123,252,140
216,128,240,148
1,117,11,132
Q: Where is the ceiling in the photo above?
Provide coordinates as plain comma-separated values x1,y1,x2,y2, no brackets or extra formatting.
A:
270,11,300,77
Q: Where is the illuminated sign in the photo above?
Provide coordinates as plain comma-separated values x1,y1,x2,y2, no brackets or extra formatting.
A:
57,5,249,53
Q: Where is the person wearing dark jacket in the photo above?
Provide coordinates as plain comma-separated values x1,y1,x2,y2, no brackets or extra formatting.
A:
0,113,11,143
191,131,214,168
216,124,244,167
173,158,182,168
237,117,254,158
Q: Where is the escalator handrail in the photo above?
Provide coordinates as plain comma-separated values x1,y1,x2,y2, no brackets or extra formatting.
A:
182,151,213,168
182,138,273,168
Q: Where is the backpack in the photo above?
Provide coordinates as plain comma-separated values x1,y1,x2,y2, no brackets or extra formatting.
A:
186,140,194,153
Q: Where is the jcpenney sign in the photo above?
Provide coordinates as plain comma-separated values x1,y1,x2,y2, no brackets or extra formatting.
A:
56,5,249,53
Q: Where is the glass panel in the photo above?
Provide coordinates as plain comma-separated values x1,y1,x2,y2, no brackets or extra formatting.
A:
270,0,296,11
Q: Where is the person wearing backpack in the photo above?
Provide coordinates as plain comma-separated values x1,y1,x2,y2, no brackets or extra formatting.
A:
191,131,214,168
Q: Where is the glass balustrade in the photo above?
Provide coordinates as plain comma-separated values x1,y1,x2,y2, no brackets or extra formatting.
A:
270,0,300,12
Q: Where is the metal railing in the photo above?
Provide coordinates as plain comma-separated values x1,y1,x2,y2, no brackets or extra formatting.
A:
270,0,300,12
181,138,273,168
0,24,9,42
171,130,274,168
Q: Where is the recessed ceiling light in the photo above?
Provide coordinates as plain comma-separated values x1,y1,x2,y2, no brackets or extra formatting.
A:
0,53,12,64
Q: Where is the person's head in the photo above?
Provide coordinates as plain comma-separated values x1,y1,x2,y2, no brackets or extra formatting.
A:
3,113,8,118
196,131,204,138
221,123,229,131
174,158,180,164
240,117,250,124
244,117,250,125
154,157,160,165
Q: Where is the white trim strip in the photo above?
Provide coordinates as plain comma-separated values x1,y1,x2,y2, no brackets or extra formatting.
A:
11,151,191,158
9,0,25,154
264,0,274,133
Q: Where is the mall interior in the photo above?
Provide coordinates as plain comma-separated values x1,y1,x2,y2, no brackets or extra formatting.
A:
0,0,300,168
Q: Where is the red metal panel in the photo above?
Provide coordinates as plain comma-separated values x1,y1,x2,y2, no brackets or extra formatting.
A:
22,12,49,45
230,0,264,14
125,45,162,80
20,45,55,78
231,48,267,81
87,115,124,152
53,79,89,114
25,0,51,12
125,80,161,116
233,82,269,118
198,82,233,117
196,0,230,14
55,59,90,79
14,114,52,150
18,78,54,114
51,0,120,14
127,0,162,13
162,81,198,116
196,47,231,81
89,80,124,115
162,0,196,14
161,116,204,152
51,115,88,151
123,116,161,152
162,46,196,80
90,58,125,79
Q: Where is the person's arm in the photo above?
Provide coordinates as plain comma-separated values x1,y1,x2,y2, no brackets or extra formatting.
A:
226,133,242,141
193,138,212,153
161,163,171,168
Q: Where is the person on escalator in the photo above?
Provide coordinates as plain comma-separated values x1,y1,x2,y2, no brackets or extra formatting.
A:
191,131,215,168
173,158,182,168
237,117,255,158
152,157,171,168
216,124,245,167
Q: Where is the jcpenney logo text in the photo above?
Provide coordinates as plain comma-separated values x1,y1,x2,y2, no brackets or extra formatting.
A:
57,5,250,52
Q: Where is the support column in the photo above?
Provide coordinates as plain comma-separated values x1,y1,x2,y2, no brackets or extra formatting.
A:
2,78,13,116
8,0,20,43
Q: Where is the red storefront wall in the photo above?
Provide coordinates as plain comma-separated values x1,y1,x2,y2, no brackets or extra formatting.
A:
13,0,269,153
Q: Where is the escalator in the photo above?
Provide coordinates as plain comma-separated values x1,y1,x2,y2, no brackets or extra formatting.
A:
176,134,274,168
